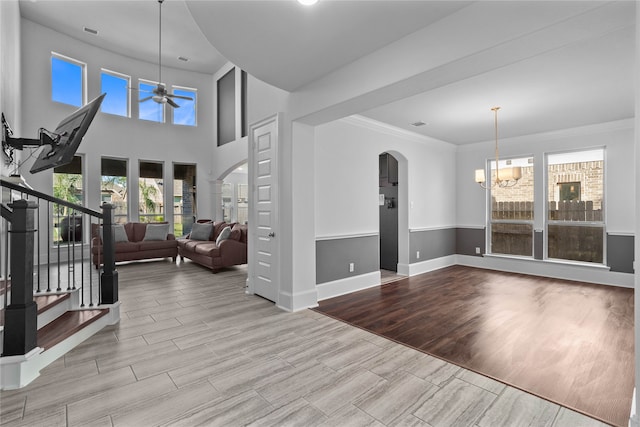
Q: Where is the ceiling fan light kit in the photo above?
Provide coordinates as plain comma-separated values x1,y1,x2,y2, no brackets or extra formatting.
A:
140,0,192,109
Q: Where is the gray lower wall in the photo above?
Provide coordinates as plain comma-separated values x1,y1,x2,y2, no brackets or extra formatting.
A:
316,235,379,284
410,228,456,263
315,229,634,285
607,234,634,273
456,227,485,256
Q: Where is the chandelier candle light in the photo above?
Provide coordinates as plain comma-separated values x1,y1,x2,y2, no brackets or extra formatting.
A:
475,107,522,188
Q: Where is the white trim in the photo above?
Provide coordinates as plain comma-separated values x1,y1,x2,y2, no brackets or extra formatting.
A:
277,288,319,312
405,255,457,276
409,226,456,233
607,231,635,237
317,271,381,301
0,347,44,390
456,254,633,288
630,388,638,427
315,231,378,241
483,253,610,271
455,225,486,230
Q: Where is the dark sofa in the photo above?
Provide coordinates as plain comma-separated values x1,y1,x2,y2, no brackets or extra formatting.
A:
177,221,248,272
91,222,177,267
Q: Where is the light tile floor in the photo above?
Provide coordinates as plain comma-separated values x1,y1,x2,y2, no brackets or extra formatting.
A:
0,260,611,427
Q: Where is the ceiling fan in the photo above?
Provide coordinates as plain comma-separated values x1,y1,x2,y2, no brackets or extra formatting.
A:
139,0,192,108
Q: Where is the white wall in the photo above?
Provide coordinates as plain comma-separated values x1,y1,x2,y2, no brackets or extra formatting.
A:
315,115,457,238
0,1,21,177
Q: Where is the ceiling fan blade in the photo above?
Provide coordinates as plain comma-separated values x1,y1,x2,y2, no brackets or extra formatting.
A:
167,94,193,101
139,96,154,102
166,97,180,108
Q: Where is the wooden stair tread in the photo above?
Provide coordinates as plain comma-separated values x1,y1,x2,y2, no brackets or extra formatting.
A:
35,293,71,314
38,309,109,350
0,293,71,327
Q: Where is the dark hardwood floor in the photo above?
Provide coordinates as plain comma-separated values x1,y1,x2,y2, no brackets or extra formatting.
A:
315,265,634,427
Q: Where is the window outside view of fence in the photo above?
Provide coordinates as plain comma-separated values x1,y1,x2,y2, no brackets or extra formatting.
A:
488,150,604,264
490,158,534,257
547,150,604,263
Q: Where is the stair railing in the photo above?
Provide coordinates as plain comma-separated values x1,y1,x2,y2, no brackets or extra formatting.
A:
1,178,118,357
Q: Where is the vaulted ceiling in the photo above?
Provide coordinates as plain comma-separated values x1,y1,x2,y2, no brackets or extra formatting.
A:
19,0,635,145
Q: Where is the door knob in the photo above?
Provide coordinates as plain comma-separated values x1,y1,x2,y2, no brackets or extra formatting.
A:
268,232,275,237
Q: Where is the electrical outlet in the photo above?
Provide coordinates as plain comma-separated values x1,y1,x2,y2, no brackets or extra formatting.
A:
349,262,354,272
416,251,420,259
475,247,481,254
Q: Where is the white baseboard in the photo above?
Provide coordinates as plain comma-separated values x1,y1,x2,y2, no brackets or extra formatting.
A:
0,347,44,390
456,255,634,288
405,255,457,277
317,271,381,301
630,388,637,427
277,287,319,312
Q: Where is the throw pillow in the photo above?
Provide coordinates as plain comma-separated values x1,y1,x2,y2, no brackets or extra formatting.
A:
190,222,213,241
216,226,232,246
99,224,129,243
143,223,169,241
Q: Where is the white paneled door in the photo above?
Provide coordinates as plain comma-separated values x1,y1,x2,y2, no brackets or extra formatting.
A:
248,114,280,303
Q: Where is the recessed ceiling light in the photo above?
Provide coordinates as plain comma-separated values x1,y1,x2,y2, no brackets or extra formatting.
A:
178,56,189,62
410,120,427,127
298,0,318,5
83,27,98,35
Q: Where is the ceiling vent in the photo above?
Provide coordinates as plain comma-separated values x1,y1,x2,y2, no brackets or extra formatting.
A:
178,56,189,62
83,27,98,35
410,120,427,127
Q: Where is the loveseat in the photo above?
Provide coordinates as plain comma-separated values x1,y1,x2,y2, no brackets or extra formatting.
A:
177,221,248,272
91,222,178,267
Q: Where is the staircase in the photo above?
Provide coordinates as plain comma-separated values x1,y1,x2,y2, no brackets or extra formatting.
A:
0,178,120,389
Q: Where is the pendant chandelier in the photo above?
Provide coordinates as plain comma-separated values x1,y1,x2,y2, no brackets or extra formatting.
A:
475,107,521,189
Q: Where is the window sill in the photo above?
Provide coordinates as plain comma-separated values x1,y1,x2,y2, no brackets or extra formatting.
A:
482,253,610,271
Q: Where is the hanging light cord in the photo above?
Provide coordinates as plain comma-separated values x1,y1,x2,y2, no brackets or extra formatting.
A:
492,106,500,183
158,0,163,85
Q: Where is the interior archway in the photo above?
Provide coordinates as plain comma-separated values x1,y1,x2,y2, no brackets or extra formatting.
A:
378,150,409,280
218,162,248,224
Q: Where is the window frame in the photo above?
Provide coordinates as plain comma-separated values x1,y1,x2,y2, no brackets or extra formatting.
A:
101,157,130,224
100,68,131,118
171,85,197,126
486,156,535,258
138,160,165,223
51,52,86,107
173,163,197,237
544,147,606,264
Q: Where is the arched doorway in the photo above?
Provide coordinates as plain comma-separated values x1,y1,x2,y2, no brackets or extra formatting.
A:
379,152,399,272
220,163,248,225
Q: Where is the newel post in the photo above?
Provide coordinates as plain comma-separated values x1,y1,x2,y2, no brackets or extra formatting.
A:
100,203,118,304
3,200,38,356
